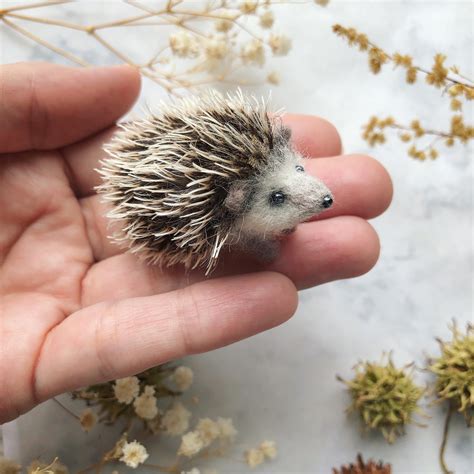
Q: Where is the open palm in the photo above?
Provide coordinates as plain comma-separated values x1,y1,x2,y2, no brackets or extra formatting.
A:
0,63,392,423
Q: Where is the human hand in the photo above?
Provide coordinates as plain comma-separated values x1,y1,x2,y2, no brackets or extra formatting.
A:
0,62,392,423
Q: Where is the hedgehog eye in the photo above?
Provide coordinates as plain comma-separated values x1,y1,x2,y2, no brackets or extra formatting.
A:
269,191,286,206
295,165,305,172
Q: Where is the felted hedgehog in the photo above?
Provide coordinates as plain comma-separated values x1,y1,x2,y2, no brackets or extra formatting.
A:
98,91,333,274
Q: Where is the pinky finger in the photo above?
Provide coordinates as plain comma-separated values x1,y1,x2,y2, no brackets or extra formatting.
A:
32,272,298,401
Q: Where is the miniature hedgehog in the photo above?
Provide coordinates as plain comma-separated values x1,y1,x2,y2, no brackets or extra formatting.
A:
98,91,333,274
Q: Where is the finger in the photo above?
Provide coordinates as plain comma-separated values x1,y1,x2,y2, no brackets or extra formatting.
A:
80,154,391,261
33,272,297,399
0,62,141,153
61,114,342,198
283,114,342,158
81,216,379,305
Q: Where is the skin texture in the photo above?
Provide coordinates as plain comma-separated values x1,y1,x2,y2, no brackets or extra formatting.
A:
0,62,393,423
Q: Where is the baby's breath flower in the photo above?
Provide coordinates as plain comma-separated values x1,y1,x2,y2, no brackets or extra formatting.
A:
268,33,292,56
406,67,417,84
259,10,274,29
214,12,234,32
79,408,97,433
195,418,220,447
181,469,200,474
119,441,149,469
134,385,159,420
0,457,21,474
113,376,140,404
162,401,191,436
204,37,229,60
368,47,388,74
217,417,238,440
450,98,462,111
266,71,280,85
259,440,277,459
169,31,200,58
241,39,265,66
178,431,204,457
338,356,425,443
426,53,448,88
245,448,264,468
27,459,68,474
240,0,258,14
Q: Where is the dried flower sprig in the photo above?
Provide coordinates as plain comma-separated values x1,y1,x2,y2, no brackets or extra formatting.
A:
428,322,474,474
0,456,21,474
338,356,426,443
0,0,322,94
244,440,277,468
332,454,392,474
333,24,474,160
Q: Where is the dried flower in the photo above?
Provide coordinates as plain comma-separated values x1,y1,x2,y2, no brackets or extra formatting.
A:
268,33,292,56
0,457,21,474
182,469,200,474
169,31,200,58
338,356,425,443
215,17,233,33
162,401,192,435
173,366,194,392
79,408,97,432
178,431,205,457
204,37,229,60
259,10,274,29
240,1,258,15
429,323,474,425
27,459,68,474
133,385,159,420
195,418,220,447
216,417,238,440
241,39,265,66
333,454,392,474
259,440,277,459
266,71,280,85
314,0,330,5
113,376,140,404
119,441,149,469
426,53,448,88
245,448,265,468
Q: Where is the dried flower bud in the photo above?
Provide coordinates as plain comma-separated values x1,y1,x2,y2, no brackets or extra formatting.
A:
169,31,200,58
259,10,274,29
338,356,425,443
178,431,205,457
241,39,265,66
268,33,292,56
333,454,391,474
119,440,149,469
429,323,474,425
240,1,258,15
245,448,265,468
79,408,97,433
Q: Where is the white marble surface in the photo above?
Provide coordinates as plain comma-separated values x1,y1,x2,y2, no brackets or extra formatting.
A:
1,1,473,473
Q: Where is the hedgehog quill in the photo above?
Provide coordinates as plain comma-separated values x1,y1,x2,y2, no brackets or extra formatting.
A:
98,91,333,274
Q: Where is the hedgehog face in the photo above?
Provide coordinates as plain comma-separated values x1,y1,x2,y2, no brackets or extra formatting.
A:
227,147,333,239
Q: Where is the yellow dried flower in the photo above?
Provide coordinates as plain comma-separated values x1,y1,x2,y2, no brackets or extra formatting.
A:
406,67,417,84
214,13,234,33
241,39,265,66
426,53,448,88
445,137,455,147
368,47,388,74
429,148,439,159
259,10,274,29
0,457,21,474
314,0,330,6
79,408,97,432
266,71,280,85
169,31,200,58
259,440,277,459
268,33,292,56
410,119,425,137
400,133,411,142
204,37,229,60
429,323,474,425
240,0,258,14
393,53,412,68
245,448,264,468
338,357,425,443
450,98,462,111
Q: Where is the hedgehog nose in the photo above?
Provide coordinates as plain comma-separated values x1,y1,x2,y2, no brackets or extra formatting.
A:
322,195,333,209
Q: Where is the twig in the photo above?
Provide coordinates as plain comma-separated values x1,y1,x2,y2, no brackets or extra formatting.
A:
439,404,455,474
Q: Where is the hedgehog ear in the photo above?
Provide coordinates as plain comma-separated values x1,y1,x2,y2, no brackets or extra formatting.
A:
225,180,253,214
274,126,292,148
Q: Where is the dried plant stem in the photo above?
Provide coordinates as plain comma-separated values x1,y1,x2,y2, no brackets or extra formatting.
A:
389,123,453,139
1,16,89,66
0,0,71,14
439,404,455,474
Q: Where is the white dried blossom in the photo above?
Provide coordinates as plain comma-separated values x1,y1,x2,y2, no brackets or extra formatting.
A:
79,408,97,433
178,431,204,457
240,0,258,14
119,441,149,469
169,31,200,58
113,376,140,404
241,39,265,66
133,385,159,420
161,401,191,436
266,71,280,85
204,37,229,60
214,13,234,33
259,10,274,29
216,417,237,440
259,440,277,459
245,448,265,468
268,33,292,56
195,418,220,447
181,469,200,474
